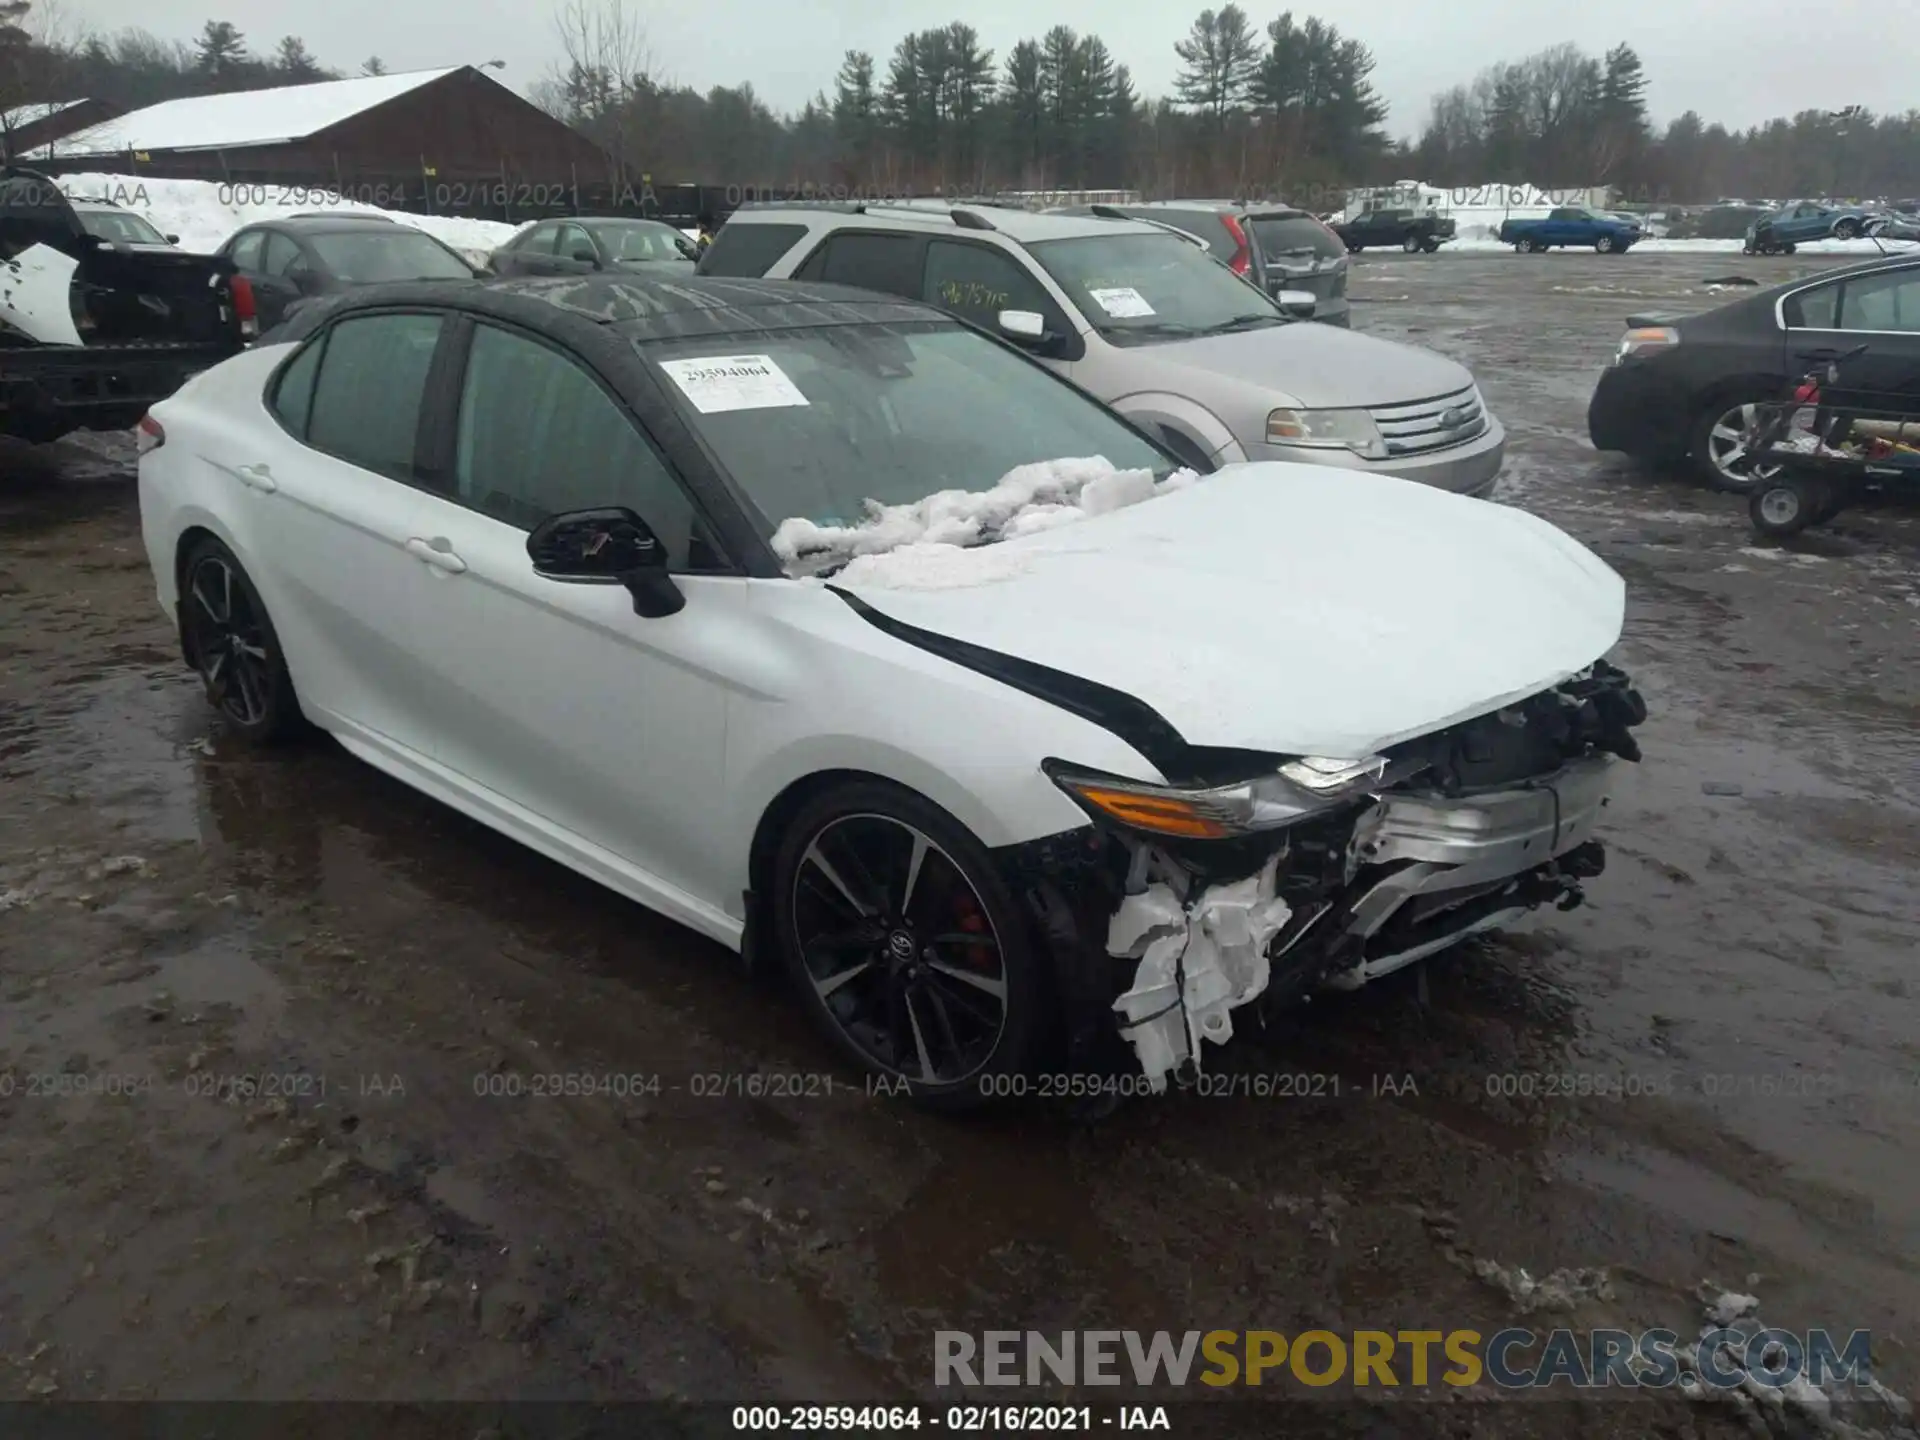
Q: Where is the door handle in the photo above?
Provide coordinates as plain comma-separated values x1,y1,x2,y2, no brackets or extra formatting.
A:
234,462,277,492
405,537,468,574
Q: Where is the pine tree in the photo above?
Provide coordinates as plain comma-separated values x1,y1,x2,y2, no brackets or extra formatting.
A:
832,50,878,180
1000,40,1045,181
1172,5,1260,126
195,20,248,78
274,36,322,82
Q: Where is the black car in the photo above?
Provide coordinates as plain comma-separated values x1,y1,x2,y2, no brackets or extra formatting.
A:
217,215,478,331
489,216,699,278
1331,207,1457,254
1049,199,1351,326
1588,253,1920,489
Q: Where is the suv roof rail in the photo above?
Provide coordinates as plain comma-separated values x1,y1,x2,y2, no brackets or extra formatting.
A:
1089,203,1134,220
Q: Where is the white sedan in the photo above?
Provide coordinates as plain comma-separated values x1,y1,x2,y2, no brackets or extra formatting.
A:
138,274,1646,1107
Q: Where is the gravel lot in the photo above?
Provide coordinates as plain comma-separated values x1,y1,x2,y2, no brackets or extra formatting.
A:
1,251,1916,1433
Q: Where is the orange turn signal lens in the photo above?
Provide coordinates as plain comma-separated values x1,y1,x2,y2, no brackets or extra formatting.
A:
1068,784,1233,840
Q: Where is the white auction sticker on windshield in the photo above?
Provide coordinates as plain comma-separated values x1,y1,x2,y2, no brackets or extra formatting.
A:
658,354,810,413
1087,286,1155,318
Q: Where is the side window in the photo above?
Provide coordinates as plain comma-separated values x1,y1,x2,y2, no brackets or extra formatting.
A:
1839,269,1920,333
306,313,443,480
814,233,923,297
696,222,806,277
1785,281,1840,329
262,233,304,277
269,333,326,438
922,241,1053,327
1549,209,1573,221
228,230,266,271
519,221,561,253
453,323,717,569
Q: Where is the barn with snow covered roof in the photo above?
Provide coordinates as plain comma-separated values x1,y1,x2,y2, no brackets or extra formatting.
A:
31,66,616,204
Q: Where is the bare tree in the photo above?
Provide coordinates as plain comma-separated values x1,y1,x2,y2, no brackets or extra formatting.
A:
544,0,656,178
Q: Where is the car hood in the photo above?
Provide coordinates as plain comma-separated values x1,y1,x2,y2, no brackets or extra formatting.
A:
835,463,1624,760
1111,322,1473,409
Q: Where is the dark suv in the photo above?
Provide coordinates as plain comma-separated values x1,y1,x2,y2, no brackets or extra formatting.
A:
1050,200,1351,327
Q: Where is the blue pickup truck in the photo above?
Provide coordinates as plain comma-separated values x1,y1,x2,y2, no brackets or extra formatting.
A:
1498,207,1644,254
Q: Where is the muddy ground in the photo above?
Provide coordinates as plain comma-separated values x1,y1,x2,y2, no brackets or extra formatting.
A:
1,252,1916,1434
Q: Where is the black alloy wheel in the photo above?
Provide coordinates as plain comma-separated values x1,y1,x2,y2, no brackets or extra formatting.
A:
180,539,300,743
772,783,1045,1107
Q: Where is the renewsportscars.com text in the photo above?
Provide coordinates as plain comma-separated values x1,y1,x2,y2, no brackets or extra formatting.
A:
934,1328,1877,1390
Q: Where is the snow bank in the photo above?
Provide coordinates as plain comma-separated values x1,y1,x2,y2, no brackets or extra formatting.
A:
773,455,1199,589
54,172,522,266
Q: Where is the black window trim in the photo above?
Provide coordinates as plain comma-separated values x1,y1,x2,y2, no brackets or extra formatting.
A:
426,313,744,576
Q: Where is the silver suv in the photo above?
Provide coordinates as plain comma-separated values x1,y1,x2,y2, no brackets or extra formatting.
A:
700,202,1503,494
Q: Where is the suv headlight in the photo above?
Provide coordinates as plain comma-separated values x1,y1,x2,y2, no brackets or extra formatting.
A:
1265,406,1386,458
1043,755,1402,840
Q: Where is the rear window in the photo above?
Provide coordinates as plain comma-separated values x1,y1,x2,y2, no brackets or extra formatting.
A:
307,230,471,282
1251,214,1344,262
1135,209,1237,261
697,222,806,278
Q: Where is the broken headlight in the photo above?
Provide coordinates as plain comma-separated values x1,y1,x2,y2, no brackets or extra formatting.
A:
1265,406,1386,459
1043,755,1401,840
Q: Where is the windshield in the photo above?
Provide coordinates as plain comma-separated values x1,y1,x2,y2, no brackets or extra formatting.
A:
78,208,168,244
1029,232,1284,344
307,229,472,282
641,322,1174,550
599,222,694,262
1249,214,1344,263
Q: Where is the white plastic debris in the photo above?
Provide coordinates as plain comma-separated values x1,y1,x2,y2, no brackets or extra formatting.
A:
1108,854,1291,1090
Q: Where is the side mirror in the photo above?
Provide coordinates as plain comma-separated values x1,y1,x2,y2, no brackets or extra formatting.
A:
289,266,324,296
165,233,180,245
570,244,599,266
1274,289,1318,320
527,506,684,618
997,309,1049,345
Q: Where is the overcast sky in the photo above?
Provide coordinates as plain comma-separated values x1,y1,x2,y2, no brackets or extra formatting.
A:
62,0,1920,137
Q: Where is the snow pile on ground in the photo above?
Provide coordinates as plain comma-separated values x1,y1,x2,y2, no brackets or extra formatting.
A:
1107,851,1292,1091
54,172,522,266
1679,1284,1916,1438
773,455,1199,589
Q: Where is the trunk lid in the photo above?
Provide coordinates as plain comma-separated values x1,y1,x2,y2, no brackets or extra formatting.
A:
836,464,1624,760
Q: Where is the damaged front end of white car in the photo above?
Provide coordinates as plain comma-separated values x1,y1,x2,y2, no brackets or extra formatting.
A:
999,662,1645,1094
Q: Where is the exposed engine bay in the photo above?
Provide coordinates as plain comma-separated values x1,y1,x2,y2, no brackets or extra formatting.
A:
1003,660,1647,1091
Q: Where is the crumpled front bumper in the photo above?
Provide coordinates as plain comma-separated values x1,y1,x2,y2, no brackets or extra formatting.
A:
1323,754,1615,988
1099,756,1619,1086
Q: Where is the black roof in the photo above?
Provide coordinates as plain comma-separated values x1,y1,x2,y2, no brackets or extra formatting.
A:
244,214,405,232
275,273,947,344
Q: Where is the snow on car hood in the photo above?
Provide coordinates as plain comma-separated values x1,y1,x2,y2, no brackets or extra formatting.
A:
830,462,1626,760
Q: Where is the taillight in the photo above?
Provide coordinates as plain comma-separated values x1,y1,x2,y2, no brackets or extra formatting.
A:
229,274,258,337
1220,214,1251,275
136,413,165,454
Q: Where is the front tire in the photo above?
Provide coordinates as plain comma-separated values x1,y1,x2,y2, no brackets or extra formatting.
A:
1833,217,1861,240
1402,234,1420,253
770,781,1050,1110
178,537,302,744
1422,238,1441,253
1596,235,1618,254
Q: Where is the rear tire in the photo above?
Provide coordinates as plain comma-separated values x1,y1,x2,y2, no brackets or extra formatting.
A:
178,537,302,745
1402,234,1420,253
1690,395,1778,491
1833,217,1861,240
770,780,1050,1111
1422,238,1441,254
1596,235,1618,254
